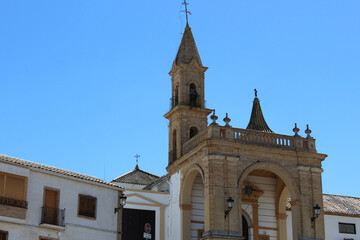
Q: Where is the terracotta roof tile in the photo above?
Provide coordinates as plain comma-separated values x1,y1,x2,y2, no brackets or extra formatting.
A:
111,165,159,186
286,194,360,217
323,194,360,216
0,154,122,189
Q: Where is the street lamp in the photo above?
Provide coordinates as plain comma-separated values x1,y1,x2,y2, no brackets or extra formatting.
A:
114,193,127,214
224,197,234,218
311,204,321,228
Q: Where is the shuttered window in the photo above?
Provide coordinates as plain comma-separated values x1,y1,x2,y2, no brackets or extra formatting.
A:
78,195,96,218
0,172,27,204
5,176,25,200
339,222,356,234
0,230,8,240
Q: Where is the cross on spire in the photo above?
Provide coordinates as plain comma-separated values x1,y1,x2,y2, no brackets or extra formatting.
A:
182,0,190,25
134,154,140,169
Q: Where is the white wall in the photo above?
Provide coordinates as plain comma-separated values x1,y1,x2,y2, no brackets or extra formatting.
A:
324,214,360,240
286,211,360,240
0,162,120,240
167,171,181,240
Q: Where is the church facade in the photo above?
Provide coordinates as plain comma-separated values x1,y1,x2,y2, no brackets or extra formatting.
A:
115,24,360,240
165,23,327,240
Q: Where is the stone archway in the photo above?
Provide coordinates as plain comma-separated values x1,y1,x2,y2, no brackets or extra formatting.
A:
180,166,205,240
238,162,301,240
242,214,249,240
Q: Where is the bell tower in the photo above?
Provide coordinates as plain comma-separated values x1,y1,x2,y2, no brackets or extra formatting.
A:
164,24,212,166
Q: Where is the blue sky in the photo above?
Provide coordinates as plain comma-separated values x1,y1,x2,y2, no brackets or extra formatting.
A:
1,1,359,197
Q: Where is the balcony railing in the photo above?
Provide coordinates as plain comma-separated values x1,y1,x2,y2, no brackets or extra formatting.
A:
169,97,179,109
169,96,206,110
182,125,317,156
41,206,65,226
0,196,27,208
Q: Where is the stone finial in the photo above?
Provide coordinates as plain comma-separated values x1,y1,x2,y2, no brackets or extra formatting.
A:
293,123,300,137
223,113,231,127
305,124,312,138
210,110,218,125
254,89,258,98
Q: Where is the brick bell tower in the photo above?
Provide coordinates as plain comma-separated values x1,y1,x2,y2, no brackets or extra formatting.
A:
164,23,326,240
164,23,212,166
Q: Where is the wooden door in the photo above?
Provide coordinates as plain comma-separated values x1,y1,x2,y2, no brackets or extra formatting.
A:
122,209,156,240
43,189,59,225
44,189,58,208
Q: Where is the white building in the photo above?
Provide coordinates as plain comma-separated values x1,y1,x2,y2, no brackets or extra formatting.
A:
0,154,124,240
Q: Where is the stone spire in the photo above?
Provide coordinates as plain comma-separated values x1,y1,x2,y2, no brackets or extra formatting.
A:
246,94,273,133
174,24,203,66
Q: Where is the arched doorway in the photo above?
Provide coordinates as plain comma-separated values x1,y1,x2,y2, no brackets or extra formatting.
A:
180,167,205,240
242,215,249,240
238,163,300,240
190,173,204,239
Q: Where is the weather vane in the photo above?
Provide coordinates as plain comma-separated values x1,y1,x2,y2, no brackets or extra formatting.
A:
254,89,258,97
182,0,191,25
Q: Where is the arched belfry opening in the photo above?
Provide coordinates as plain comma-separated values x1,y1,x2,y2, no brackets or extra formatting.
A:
189,83,198,106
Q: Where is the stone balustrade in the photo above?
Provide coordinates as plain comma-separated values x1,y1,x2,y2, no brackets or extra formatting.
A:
182,125,316,155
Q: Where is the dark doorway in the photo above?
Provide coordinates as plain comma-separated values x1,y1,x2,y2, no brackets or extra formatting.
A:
242,215,249,240
122,208,156,240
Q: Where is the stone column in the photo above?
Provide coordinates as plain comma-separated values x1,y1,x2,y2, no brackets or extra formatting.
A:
227,157,242,238
202,156,243,239
311,167,325,240
180,203,192,240
298,166,313,239
252,203,259,240
277,214,287,240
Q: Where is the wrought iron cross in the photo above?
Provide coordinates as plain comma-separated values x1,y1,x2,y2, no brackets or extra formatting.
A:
135,154,140,165
182,0,190,25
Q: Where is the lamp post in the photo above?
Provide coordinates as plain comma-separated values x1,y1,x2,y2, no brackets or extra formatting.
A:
311,204,321,229
114,193,127,214
224,197,234,218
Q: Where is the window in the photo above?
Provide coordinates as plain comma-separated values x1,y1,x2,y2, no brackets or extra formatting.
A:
190,127,198,139
78,195,96,218
0,230,8,240
0,172,27,208
339,222,356,234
